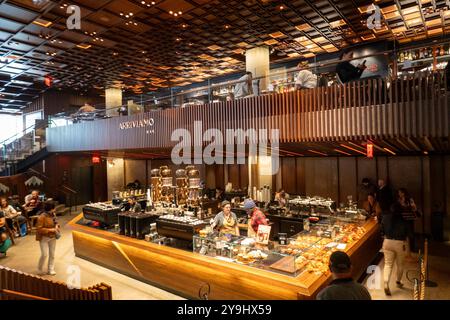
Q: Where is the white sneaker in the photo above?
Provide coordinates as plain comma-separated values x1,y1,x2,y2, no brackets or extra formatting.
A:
37,269,46,276
48,270,56,276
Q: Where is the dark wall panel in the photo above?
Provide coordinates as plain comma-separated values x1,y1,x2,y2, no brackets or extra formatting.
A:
338,157,357,205
304,158,338,201
281,158,297,194
357,157,377,186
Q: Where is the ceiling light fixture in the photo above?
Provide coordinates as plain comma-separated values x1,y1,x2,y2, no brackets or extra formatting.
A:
33,18,53,28
383,147,396,155
308,150,328,156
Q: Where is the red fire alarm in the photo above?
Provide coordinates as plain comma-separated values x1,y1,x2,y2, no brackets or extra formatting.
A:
44,75,53,87
367,142,374,158
92,156,101,164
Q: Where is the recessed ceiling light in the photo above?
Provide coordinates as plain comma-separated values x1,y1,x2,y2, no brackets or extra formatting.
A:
33,18,52,28
77,44,92,49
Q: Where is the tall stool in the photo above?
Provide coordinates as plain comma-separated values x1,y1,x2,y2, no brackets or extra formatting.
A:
28,216,40,234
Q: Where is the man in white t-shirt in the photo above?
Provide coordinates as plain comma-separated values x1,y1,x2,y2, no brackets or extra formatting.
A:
234,72,253,99
295,60,317,89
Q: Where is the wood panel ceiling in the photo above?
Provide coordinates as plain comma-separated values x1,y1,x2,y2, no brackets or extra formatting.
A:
1,0,450,110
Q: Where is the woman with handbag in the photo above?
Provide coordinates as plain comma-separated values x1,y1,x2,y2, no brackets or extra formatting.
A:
36,201,60,275
392,188,419,261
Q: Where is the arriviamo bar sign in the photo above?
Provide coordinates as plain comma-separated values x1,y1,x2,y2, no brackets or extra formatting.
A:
171,121,280,175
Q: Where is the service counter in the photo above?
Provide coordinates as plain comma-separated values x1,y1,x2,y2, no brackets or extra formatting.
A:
68,214,381,300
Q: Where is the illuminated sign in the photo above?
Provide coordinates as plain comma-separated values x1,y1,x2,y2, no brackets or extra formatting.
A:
367,142,374,158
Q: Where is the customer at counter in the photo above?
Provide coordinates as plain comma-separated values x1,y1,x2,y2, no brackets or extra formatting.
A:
316,251,371,300
362,193,381,220
211,201,239,236
336,49,367,84
244,199,268,237
377,179,394,219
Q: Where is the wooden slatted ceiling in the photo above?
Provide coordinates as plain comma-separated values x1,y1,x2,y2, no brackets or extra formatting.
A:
1,0,450,110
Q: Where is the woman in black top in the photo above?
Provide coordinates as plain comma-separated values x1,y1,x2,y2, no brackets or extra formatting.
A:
391,188,418,260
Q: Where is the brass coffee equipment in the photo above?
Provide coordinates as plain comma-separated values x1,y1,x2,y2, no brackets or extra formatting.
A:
175,169,188,205
160,166,174,203
150,168,161,202
186,166,201,207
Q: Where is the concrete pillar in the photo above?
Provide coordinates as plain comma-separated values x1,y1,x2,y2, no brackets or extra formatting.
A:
105,88,122,116
246,46,270,92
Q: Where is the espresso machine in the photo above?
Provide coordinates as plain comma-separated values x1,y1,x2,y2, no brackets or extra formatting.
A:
175,169,188,206
150,168,162,202
186,166,201,207
160,166,174,203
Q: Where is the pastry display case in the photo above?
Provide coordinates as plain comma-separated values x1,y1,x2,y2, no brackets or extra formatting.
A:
193,216,370,278
193,231,311,276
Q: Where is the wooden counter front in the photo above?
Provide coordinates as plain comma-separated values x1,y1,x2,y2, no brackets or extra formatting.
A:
68,214,381,300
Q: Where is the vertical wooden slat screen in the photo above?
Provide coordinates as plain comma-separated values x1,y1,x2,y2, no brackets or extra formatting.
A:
0,266,112,300
46,71,449,152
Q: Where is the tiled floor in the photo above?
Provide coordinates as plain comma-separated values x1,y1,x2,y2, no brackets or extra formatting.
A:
364,246,450,300
1,212,449,300
0,213,182,300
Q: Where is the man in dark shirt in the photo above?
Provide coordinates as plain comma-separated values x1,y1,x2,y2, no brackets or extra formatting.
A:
316,251,371,300
336,49,367,83
377,179,394,214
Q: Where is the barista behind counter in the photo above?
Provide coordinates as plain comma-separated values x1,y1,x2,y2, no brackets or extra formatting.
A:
211,201,240,236
124,196,142,213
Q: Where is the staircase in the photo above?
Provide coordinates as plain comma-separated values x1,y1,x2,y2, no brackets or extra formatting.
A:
0,121,49,176
54,201,71,216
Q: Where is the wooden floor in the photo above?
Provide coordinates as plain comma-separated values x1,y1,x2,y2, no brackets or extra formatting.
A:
1,210,449,300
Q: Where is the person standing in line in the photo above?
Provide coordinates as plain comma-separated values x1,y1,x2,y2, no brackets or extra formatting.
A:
316,251,371,300
381,204,408,296
36,201,60,276
377,179,394,222
392,188,419,261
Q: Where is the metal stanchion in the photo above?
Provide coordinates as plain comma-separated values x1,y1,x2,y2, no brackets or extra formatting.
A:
423,238,438,288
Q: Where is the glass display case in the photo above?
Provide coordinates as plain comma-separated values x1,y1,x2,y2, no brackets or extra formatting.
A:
193,231,311,277
193,217,370,278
